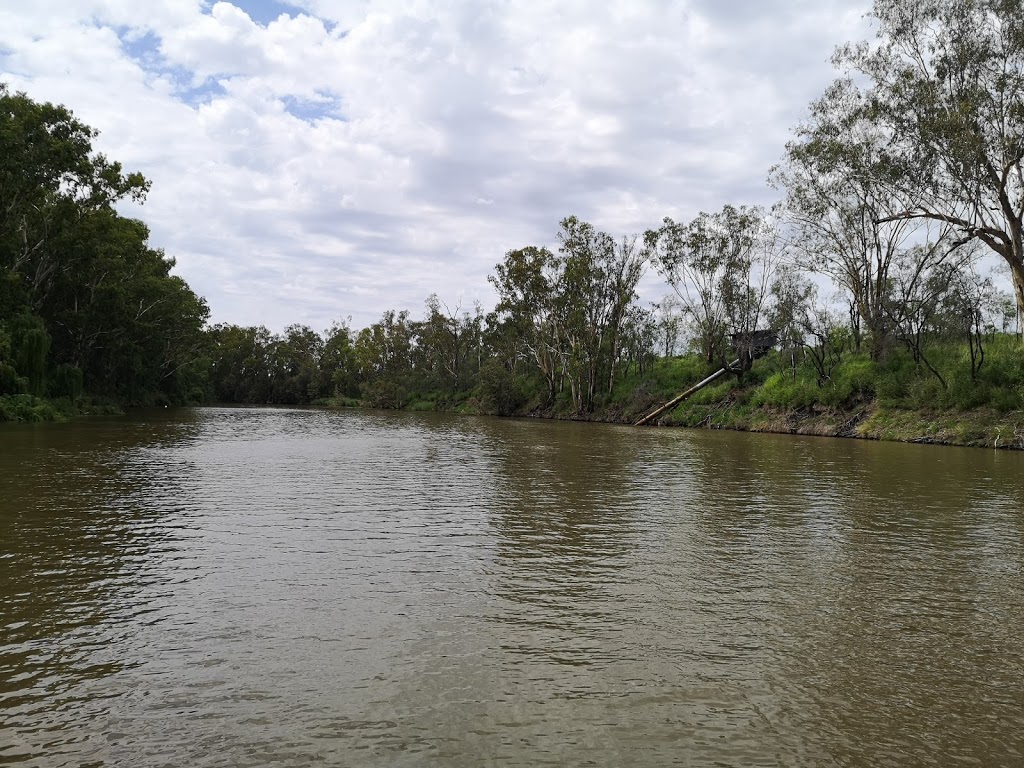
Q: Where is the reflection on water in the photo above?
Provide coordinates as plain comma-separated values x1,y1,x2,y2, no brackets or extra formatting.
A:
1,408,1022,766
0,412,204,765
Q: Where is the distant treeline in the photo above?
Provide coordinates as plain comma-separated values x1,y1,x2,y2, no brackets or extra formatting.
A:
3,0,1024,422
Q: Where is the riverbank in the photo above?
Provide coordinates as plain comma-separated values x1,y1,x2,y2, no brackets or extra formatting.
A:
8,344,1024,451
655,401,1024,450
8,389,1021,451
0,394,125,423
318,342,1024,450
499,399,1024,450
309,392,1024,451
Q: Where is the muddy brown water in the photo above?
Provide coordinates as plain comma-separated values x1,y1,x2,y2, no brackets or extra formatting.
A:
2,407,1022,766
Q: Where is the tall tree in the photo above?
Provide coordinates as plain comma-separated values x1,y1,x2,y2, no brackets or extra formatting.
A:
829,0,1024,317
490,219,645,413
489,246,564,406
556,217,646,410
0,83,149,308
771,79,957,359
1,85,207,407
647,205,779,369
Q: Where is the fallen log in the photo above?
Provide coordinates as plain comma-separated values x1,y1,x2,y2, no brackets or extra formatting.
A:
633,359,740,427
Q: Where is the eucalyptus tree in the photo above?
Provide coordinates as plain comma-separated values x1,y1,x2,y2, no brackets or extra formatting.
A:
941,267,1005,381
207,324,276,403
771,78,950,359
415,294,484,393
269,324,324,403
353,310,416,407
489,218,646,413
315,320,358,399
619,304,658,378
824,0,1024,321
653,294,686,358
647,205,779,369
489,245,564,405
1,85,208,405
556,217,646,409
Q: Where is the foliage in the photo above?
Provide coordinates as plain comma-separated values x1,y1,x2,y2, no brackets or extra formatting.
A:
646,205,781,369
824,0,1024,314
477,358,529,416
0,84,208,417
5,68,1024,435
488,218,647,413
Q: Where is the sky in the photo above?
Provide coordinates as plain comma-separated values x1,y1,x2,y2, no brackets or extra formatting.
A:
0,0,874,332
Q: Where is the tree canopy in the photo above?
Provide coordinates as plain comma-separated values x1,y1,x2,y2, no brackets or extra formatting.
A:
0,84,208,409
823,0,1024,311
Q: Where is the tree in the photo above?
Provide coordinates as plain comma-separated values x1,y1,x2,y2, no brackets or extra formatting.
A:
556,217,646,409
354,310,415,407
0,85,208,408
619,304,658,378
772,78,961,359
768,265,815,378
653,295,686,358
489,218,646,413
207,325,275,403
647,205,779,370
0,83,149,308
828,1,1024,318
315,320,357,399
943,267,1002,380
415,294,483,393
270,324,323,403
489,245,564,406
41,212,209,401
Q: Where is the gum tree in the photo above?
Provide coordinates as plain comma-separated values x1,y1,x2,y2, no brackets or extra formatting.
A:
828,0,1024,320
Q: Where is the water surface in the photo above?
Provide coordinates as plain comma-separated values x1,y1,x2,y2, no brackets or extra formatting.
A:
2,408,1022,766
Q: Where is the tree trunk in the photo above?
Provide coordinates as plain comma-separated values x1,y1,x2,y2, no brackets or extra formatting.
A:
1010,258,1024,338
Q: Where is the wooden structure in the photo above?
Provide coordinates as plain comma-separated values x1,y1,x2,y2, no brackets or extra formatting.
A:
730,329,778,369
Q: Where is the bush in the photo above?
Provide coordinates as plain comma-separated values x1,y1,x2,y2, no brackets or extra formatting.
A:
991,388,1022,412
875,370,910,406
361,379,408,409
753,372,820,409
0,394,66,422
845,358,876,392
0,363,23,396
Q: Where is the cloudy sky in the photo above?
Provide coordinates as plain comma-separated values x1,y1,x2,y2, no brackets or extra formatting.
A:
1,0,873,331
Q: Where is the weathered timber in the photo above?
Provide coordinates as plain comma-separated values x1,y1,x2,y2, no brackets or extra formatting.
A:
730,330,779,371
633,359,741,427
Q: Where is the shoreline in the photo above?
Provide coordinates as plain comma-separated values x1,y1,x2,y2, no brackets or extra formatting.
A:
658,404,1024,451
6,393,1024,451
317,396,1024,451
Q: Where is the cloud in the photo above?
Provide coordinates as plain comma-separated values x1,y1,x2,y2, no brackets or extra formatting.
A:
0,0,873,331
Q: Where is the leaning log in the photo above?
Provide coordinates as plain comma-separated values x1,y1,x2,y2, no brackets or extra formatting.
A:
633,359,740,427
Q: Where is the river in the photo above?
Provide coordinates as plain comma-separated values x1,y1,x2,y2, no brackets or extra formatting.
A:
1,407,1022,766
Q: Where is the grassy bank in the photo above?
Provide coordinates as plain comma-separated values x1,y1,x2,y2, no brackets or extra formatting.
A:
607,336,1024,449
0,395,125,423
11,336,1024,451
317,336,1024,451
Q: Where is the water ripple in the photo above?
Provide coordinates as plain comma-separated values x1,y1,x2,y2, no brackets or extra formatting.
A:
1,409,1022,766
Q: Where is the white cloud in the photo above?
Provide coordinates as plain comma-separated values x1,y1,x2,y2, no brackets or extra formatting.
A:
0,0,873,331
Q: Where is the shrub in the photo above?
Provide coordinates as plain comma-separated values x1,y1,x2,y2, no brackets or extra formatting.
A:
0,363,23,396
360,379,408,409
477,360,529,416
